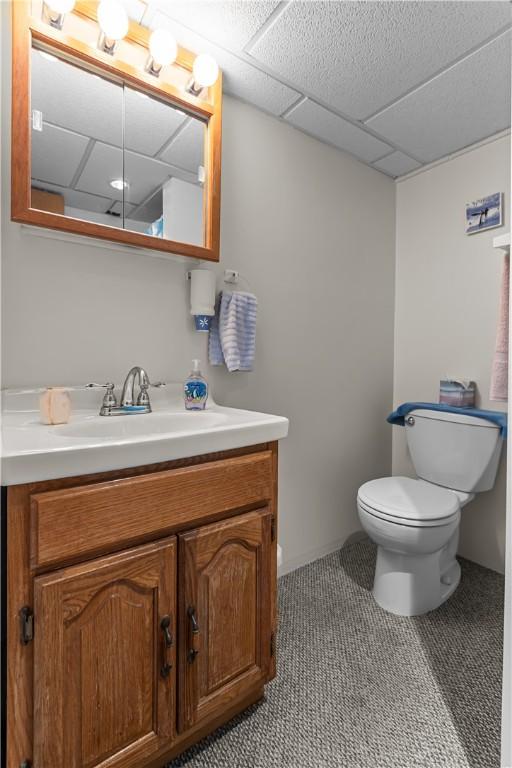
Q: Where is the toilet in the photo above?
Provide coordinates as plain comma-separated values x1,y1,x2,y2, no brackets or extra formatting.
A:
357,408,504,616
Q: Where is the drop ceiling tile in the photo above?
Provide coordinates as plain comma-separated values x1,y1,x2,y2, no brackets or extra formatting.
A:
31,49,123,146
124,87,187,156
366,31,511,163
31,124,90,187
123,151,175,206
285,99,392,163
144,1,279,50
373,151,422,178
145,11,301,115
75,143,124,200
76,143,174,206
249,1,512,120
159,118,205,174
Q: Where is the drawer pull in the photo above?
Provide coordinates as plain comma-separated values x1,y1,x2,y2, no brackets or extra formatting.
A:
160,615,173,678
187,606,200,663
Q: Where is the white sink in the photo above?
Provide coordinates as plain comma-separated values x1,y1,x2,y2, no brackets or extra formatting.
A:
1,384,289,484
56,411,228,439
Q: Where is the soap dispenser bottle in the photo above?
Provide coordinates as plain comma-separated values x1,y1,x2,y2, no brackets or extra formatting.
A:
184,359,208,410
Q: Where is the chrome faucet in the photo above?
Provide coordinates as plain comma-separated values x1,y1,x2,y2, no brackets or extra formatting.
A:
120,366,150,408
87,366,165,416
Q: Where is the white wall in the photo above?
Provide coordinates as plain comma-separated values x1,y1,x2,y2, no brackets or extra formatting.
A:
1,7,396,573
394,135,510,573
208,97,396,572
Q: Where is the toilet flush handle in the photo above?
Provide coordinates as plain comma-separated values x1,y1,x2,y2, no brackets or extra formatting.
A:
406,416,415,426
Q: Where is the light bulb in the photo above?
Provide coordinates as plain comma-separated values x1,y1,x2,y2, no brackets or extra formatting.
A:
192,54,219,88
97,0,129,41
149,29,177,67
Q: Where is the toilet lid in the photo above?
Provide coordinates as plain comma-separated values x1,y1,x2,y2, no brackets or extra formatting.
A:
358,476,459,523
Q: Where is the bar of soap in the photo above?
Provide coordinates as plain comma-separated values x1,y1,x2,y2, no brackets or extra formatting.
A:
40,387,72,425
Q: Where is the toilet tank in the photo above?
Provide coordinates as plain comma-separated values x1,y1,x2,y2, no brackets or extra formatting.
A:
405,409,503,492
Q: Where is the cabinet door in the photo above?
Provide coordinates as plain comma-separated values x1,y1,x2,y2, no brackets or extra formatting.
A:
33,538,177,768
178,509,273,731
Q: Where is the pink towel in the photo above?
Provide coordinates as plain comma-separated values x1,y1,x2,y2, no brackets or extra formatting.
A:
490,254,509,401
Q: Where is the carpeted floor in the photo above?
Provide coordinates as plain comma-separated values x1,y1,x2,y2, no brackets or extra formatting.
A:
169,537,504,768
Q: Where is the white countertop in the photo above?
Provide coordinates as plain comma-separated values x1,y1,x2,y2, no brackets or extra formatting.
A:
1,385,289,485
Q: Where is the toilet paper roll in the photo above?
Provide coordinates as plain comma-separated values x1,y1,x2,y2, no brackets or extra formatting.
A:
190,269,216,317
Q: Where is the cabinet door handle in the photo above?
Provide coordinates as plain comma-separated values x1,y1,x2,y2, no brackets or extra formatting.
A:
160,615,173,678
187,606,200,663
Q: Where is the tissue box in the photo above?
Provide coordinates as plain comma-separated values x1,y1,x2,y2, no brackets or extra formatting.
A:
439,380,475,407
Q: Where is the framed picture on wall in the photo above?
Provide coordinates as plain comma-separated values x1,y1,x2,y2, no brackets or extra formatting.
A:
465,192,503,235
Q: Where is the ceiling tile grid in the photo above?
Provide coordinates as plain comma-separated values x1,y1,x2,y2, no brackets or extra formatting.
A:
31,124,91,187
159,119,205,173
142,0,281,51
31,49,123,146
124,87,188,155
372,151,421,177
140,0,511,178
246,0,511,120
144,9,301,115
366,29,512,163
285,98,392,163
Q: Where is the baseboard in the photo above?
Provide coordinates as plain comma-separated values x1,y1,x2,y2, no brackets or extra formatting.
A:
277,531,367,577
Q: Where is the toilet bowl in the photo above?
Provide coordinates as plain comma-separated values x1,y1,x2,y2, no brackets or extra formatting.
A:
357,406,504,616
357,476,466,616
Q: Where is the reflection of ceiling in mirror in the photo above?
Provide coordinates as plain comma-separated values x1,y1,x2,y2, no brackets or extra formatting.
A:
30,49,206,224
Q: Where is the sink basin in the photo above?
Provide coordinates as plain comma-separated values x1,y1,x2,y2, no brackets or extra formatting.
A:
2,382,289,485
56,411,228,439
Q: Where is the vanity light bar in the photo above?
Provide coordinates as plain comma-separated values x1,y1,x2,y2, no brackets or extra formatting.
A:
40,1,219,91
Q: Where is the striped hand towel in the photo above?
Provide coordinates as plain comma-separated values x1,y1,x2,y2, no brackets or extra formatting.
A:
208,291,258,372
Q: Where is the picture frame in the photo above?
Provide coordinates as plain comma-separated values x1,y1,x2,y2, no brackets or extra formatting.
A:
465,192,503,235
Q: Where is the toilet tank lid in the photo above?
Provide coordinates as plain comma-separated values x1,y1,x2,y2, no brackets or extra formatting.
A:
387,402,507,437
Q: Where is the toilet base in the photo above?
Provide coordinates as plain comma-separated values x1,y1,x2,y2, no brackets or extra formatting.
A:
372,546,461,617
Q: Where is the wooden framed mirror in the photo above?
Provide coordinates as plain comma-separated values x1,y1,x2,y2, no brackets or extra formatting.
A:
11,1,222,261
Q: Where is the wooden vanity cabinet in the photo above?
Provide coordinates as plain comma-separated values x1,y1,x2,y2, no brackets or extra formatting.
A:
178,509,273,732
33,539,178,768
5,443,279,768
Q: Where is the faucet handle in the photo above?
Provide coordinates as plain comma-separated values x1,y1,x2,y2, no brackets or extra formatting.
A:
137,381,150,407
86,382,117,409
135,381,165,407
86,382,115,390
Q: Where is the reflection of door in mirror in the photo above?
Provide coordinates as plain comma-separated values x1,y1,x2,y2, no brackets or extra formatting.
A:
30,46,207,248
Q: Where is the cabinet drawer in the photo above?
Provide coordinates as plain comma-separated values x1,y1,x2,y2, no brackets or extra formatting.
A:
30,451,273,568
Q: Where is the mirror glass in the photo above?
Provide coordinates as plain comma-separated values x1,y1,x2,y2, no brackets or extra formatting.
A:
30,46,207,247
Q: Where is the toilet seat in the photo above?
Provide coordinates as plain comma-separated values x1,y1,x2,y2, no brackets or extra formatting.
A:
357,476,460,528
